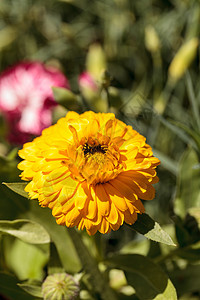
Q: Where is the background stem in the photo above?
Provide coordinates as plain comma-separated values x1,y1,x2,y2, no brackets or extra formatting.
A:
67,228,117,300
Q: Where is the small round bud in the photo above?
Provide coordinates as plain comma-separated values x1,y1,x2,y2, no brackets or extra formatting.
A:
42,273,79,300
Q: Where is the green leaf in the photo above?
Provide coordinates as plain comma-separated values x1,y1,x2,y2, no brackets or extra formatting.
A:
0,219,50,244
174,147,200,218
3,182,29,199
18,282,42,298
52,87,79,109
4,238,48,280
0,272,35,300
127,214,176,246
106,254,177,300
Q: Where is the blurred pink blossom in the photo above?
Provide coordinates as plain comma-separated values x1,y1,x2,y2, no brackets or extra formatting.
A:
79,72,98,92
0,61,69,144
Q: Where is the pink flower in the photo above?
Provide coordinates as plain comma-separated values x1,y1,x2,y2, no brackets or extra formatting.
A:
79,72,98,92
0,61,69,144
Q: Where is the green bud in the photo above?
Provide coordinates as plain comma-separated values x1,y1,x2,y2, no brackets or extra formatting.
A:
169,38,199,82
86,44,107,81
42,273,79,300
145,25,160,53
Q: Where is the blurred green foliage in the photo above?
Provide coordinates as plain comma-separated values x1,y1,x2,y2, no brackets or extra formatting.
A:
0,0,200,299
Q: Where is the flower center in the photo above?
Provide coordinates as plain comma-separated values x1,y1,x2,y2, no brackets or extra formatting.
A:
83,143,107,156
75,137,124,185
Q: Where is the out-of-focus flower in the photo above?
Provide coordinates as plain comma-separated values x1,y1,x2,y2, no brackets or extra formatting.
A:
78,71,109,112
42,273,79,300
0,61,69,144
18,111,160,235
79,71,98,100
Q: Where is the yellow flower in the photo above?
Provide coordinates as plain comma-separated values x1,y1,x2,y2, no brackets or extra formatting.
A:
18,111,160,235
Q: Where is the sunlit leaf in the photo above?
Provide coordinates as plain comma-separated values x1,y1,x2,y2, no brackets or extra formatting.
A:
18,282,42,298
0,219,50,244
3,182,29,199
106,254,177,300
127,214,176,246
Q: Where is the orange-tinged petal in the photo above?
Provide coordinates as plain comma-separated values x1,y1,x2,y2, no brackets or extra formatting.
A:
103,182,128,211
99,217,110,234
94,184,110,216
124,210,138,225
106,201,119,224
65,206,80,224
74,183,88,210
132,199,145,213
56,215,66,225
86,196,97,220
52,203,63,217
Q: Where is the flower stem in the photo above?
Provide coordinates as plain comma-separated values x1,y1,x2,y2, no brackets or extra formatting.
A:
67,228,117,300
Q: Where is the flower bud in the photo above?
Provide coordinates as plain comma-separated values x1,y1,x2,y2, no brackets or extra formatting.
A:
42,273,79,300
168,38,199,82
79,72,98,99
86,44,107,81
145,25,160,53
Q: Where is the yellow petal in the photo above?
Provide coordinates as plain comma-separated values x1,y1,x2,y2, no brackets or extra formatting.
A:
74,182,88,210
52,203,63,217
94,184,110,216
99,218,110,234
56,215,66,225
104,182,128,211
86,196,97,219
65,206,80,224
106,201,119,224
